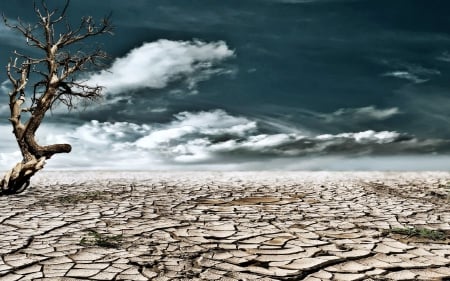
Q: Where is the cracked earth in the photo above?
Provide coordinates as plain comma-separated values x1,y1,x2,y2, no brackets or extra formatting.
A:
0,171,450,281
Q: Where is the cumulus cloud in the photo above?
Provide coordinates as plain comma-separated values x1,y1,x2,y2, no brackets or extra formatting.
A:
132,110,258,163
51,121,151,146
2,109,447,171
84,39,234,95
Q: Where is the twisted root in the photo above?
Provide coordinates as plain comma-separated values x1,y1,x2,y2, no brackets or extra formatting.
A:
1,157,46,195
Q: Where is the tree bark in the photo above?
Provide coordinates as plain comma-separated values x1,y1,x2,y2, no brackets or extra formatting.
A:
1,0,111,195
1,85,72,195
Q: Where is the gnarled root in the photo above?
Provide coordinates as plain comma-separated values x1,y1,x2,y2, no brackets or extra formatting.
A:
1,157,46,195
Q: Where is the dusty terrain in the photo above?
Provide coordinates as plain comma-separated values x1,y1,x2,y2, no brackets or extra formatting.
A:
0,171,449,281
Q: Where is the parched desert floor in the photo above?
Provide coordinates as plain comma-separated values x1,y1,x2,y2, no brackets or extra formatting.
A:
1,171,450,281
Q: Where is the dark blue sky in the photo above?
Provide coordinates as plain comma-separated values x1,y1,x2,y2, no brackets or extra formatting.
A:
0,0,449,170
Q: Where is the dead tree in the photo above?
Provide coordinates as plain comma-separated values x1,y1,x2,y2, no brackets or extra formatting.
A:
1,0,112,195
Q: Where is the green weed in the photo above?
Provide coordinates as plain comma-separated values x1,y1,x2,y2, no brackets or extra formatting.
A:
80,229,123,248
57,191,110,204
389,227,446,241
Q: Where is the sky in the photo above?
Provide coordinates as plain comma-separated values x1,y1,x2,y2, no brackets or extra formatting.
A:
0,0,450,170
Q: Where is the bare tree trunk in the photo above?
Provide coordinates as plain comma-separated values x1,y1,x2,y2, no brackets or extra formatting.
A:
1,142,71,195
1,0,111,195
1,86,71,195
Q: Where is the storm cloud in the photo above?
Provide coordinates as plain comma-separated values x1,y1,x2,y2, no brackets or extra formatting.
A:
0,0,449,170
1,109,445,170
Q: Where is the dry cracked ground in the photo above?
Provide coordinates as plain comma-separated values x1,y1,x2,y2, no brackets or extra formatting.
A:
0,171,450,281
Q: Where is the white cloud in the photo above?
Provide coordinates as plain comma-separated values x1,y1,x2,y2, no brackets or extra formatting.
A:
172,110,257,136
85,110,404,164
317,130,400,144
241,134,300,150
135,126,197,150
39,121,152,154
135,109,257,149
381,61,440,84
1,109,448,172
172,139,212,163
383,71,427,84
329,105,400,121
84,39,234,95
134,110,257,157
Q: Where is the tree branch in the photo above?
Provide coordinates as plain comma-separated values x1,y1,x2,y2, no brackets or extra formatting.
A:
55,13,113,48
51,0,70,24
2,14,46,49
2,0,113,194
